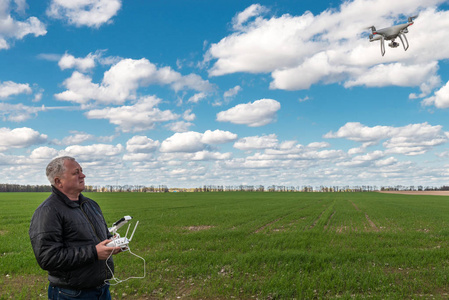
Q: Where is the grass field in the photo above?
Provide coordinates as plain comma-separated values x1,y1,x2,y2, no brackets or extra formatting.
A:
2,191,449,299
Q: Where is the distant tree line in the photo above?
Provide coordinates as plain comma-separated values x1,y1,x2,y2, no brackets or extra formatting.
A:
1,183,449,193
0,184,52,192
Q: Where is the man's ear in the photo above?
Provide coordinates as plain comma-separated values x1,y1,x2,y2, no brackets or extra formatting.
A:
54,177,62,187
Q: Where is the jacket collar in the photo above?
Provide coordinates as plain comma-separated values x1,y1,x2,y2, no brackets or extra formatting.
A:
51,185,85,208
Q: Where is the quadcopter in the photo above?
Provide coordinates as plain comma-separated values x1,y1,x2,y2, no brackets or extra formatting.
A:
368,16,418,56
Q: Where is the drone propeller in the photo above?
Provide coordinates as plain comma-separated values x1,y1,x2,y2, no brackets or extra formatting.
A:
364,25,376,32
408,15,418,23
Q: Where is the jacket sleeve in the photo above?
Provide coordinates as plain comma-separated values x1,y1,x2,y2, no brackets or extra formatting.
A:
29,205,97,272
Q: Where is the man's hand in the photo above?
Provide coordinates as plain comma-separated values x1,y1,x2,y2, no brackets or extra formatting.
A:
96,240,122,260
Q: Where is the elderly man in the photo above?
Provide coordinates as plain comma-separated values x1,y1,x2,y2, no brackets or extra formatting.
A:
29,156,121,300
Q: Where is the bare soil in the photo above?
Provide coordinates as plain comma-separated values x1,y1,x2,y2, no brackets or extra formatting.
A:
378,191,449,196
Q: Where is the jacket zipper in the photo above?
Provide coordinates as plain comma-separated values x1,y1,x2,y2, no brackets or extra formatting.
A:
79,201,111,280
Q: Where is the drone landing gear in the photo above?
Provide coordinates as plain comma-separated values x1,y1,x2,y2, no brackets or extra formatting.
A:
398,33,409,51
380,36,385,56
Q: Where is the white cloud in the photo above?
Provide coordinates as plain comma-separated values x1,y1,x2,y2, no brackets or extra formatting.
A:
0,81,32,98
223,85,242,101
231,4,269,31
46,0,122,28
61,143,123,162
201,129,238,144
324,122,396,142
422,80,449,108
205,1,449,100
183,109,195,121
234,134,278,150
55,58,214,105
59,131,95,145
307,142,330,149
165,121,194,133
325,122,449,155
0,127,47,151
187,92,207,104
58,52,97,72
0,0,46,50
85,96,179,132
344,62,439,88
216,99,280,127
160,131,205,153
337,150,385,167
190,151,232,161
160,129,238,153
30,146,59,159
126,136,159,153
123,152,153,162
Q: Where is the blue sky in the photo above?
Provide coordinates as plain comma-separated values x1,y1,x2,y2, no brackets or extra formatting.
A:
1,0,449,188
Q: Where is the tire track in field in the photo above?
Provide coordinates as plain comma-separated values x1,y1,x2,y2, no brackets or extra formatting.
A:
254,217,283,233
254,206,309,233
349,200,379,232
309,207,326,229
324,211,336,230
310,202,335,230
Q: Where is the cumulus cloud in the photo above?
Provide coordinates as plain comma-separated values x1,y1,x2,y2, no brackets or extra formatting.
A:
183,109,195,121
0,81,32,98
422,80,449,108
202,129,238,144
0,103,70,122
0,127,47,151
160,131,204,153
205,1,449,100
187,92,207,104
344,62,439,88
160,129,238,153
337,150,385,167
231,4,269,31
58,52,97,72
234,134,278,150
216,99,280,127
55,58,214,105
223,85,242,102
85,96,179,132
58,131,95,145
30,146,59,159
165,121,194,133
0,0,46,50
46,0,122,28
126,136,159,153
61,143,123,162
325,122,449,155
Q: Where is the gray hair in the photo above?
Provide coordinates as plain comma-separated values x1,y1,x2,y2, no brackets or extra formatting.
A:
46,156,76,185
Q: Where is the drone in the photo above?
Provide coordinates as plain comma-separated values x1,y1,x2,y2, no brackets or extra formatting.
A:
368,16,418,56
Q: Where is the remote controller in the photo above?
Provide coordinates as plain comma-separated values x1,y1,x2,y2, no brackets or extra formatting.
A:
107,237,129,249
106,217,139,251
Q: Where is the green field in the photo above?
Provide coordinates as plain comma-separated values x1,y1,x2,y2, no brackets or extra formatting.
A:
2,192,449,299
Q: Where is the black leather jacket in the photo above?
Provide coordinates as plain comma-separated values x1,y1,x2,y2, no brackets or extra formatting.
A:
29,186,114,289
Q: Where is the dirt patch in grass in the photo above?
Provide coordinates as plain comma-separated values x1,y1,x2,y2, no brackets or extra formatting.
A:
378,191,449,196
349,200,360,211
183,225,214,231
365,213,379,232
254,218,282,233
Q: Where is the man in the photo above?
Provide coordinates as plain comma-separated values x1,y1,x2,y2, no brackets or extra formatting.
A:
29,156,122,300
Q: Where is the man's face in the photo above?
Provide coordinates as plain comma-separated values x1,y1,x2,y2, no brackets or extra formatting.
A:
56,159,86,197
